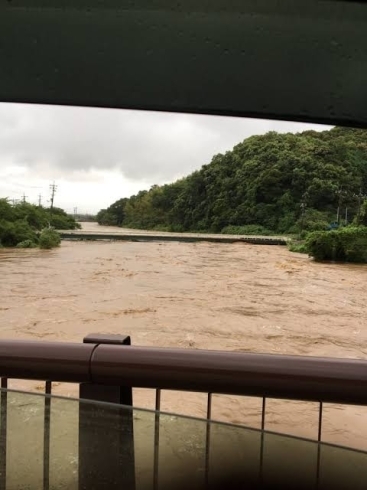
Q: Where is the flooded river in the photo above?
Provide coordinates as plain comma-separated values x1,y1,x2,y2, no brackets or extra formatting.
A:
1,222,367,449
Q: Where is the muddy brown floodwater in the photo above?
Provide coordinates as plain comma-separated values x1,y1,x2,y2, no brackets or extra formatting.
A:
1,222,367,450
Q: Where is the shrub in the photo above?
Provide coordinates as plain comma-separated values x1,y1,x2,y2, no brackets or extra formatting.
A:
0,220,15,246
153,224,171,232
297,209,330,232
0,219,38,247
51,214,81,230
0,201,78,247
286,224,301,235
305,230,335,261
277,213,297,234
306,226,367,262
16,239,37,248
39,228,61,249
168,224,185,233
221,225,273,236
288,241,309,254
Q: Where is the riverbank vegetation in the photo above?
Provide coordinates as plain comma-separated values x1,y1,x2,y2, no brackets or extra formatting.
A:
289,226,367,263
0,199,80,248
39,228,62,249
97,126,367,262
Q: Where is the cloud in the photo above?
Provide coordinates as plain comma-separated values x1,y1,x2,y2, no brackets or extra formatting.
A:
0,102,332,211
0,103,331,180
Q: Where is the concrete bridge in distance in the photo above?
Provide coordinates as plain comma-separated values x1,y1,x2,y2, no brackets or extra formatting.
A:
59,229,289,246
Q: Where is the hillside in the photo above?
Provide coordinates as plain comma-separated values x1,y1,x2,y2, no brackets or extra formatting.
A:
97,127,367,235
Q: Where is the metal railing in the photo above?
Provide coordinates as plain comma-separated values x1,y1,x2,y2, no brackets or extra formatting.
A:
1,334,367,489
2,335,367,403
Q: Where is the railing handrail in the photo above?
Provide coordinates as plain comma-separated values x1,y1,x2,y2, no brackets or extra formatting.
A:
1,339,367,405
0,340,95,382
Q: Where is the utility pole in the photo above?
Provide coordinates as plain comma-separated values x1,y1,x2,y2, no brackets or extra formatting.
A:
49,181,57,221
21,193,28,203
74,206,78,218
336,187,344,225
357,188,365,224
38,194,42,206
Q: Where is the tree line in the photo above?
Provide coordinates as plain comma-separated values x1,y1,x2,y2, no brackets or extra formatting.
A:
97,127,367,236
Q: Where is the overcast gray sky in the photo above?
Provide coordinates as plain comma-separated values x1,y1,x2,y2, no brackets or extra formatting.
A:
0,102,331,214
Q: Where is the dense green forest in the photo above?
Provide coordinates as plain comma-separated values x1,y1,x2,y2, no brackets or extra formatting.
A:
97,127,367,235
0,199,80,248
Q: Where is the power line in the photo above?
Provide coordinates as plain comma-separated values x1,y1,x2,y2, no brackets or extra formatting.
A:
21,193,28,203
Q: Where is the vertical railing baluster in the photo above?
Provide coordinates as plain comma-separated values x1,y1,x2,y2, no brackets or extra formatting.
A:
316,402,323,488
43,381,52,490
261,397,266,432
205,393,212,488
0,379,7,490
153,389,161,490
206,393,212,421
155,389,161,412
259,397,266,485
317,402,323,443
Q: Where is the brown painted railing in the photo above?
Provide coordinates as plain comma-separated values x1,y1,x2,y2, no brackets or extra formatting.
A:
1,336,367,405
1,334,367,489
2,333,367,435
2,333,367,444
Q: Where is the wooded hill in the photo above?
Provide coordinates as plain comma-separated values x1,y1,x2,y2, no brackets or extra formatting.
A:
97,127,367,235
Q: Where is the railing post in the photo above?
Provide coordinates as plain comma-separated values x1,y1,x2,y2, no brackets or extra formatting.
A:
78,334,135,490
